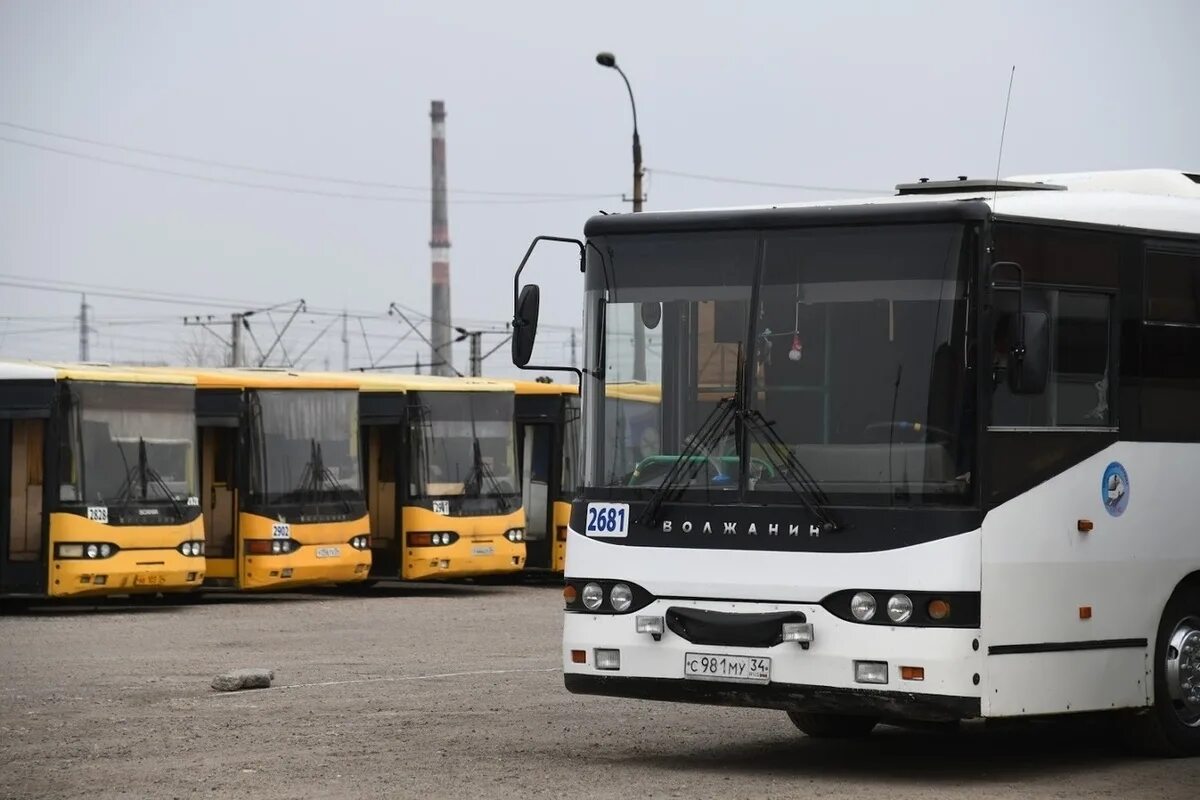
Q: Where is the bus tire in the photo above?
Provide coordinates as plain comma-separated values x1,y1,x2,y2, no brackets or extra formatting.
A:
1125,582,1200,757
786,711,878,738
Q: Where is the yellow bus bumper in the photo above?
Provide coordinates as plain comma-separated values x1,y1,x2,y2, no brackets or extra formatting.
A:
401,507,527,581
241,548,371,590
51,549,205,598
48,513,206,598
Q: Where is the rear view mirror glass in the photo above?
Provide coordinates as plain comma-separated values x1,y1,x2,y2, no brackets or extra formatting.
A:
512,284,541,368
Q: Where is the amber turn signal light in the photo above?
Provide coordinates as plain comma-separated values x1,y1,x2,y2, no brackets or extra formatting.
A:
570,649,587,664
1077,519,1094,533
1079,606,1092,620
563,584,577,604
900,666,925,681
927,599,951,620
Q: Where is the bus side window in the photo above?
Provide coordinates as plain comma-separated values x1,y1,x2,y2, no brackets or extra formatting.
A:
990,289,1113,429
1142,247,1200,439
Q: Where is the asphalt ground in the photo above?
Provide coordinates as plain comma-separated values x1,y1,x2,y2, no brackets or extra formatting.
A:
1,582,1198,800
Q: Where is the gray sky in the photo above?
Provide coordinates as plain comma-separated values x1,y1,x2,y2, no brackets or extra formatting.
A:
1,0,1196,376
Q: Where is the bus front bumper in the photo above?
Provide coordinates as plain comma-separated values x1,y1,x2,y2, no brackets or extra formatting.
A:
52,550,205,598
563,599,982,723
242,548,370,590
404,537,525,581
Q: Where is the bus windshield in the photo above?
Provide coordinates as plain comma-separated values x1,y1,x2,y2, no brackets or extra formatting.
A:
248,389,363,509
585,223,975,505
60,382,197,512
409,390,519,502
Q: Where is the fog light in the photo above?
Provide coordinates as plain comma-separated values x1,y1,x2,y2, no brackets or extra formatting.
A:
850,592,876,621
594,648,621,671
93,575,107,586
635,615,664,637
439,559,449,568
581,582,604,611
280,568,293,578
887,594,913,624
782,622,814,644
186,572,197,582
854,660,888,684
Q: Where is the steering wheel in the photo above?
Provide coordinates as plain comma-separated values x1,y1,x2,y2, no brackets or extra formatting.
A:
862,421,953,444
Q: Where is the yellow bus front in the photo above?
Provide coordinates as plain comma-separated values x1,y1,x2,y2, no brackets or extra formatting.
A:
50,379,206,597
233,387,371,590
397,386,525,580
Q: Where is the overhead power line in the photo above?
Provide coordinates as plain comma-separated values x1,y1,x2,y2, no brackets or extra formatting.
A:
0,122,619,202
647,167,885,195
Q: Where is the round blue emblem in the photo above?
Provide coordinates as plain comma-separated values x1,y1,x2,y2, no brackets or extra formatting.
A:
1101,461,1130,517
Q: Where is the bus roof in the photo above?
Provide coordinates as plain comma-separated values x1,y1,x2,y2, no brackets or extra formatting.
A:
0,361,196,386
347,372,514,394
584,169,1200,238
156,367,361,390
509,379,578,396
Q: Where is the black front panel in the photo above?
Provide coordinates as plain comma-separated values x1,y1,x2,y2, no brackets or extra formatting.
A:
0,380,54,418
569,499,980,554
196,389,241,425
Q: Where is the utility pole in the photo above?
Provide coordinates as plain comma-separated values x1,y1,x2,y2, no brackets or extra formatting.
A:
77,294,92,361
569,328,577,369
468,331,483,377
341,311,349,371
229,312,243,367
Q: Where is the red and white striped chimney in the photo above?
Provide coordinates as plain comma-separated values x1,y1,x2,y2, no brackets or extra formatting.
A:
429,100,453,375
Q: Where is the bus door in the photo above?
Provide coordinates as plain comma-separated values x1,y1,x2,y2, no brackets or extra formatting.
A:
200,426,238,580
0,419,47,595
365,424,402,578
520,422,556,569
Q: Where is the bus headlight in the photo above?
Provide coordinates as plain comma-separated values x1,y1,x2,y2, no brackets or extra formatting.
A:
349,535,370,551
609,583,633,613
56,542,119,559
887,594,914,624
177,540,205,557
850,592,877,621
581,582,604,611
408,532,457,547
505,528,525,543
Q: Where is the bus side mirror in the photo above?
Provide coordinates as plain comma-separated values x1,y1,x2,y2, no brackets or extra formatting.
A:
1006,309,1049,394
512,284,541,368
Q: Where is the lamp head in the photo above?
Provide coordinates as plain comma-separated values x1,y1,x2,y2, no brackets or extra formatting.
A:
595,52,616,68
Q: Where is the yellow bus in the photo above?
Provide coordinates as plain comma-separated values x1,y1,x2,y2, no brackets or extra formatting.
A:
188,368,371,590
513,380,578,572
0,361,205,598
355,373,526,580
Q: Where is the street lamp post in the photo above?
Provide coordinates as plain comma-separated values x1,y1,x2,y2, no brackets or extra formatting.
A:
596,51,646,382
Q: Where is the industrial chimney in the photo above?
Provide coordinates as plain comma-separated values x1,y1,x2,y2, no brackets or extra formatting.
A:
429,100,453,376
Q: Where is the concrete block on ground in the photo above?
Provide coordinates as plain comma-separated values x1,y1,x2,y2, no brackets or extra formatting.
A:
211,668,275,692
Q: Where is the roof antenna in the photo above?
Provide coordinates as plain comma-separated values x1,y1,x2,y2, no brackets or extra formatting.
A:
992,66,1016,209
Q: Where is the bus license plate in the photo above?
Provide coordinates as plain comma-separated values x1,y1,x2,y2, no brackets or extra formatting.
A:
683,653,771,685
134,574,165,586
472,545,494,556
315,546,341,558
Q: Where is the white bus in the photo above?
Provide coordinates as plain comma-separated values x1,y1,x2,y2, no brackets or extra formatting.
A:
510,169,1200,756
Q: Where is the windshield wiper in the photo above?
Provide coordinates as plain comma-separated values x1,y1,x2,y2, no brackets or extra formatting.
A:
284,439,354,516
740,410,841,533
109,438,187,521
637,396,737,526
467,438,512,512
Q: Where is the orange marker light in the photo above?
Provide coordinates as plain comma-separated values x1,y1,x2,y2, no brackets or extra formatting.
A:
1077,519,1094,533
900,666,925,681
1079,606,1093,620
570,649,587,664
927,599,951,620
563,585,577,604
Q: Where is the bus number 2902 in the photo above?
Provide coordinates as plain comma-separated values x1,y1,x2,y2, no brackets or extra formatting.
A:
584,503,630,538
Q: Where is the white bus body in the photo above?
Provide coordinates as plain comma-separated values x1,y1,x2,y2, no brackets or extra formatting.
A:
522,169,1200,755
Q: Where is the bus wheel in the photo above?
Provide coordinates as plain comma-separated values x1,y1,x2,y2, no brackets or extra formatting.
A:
1127,583,1200,757
787,711,878,738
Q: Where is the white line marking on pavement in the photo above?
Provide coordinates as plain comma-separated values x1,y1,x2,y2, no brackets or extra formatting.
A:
208,665,561,696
